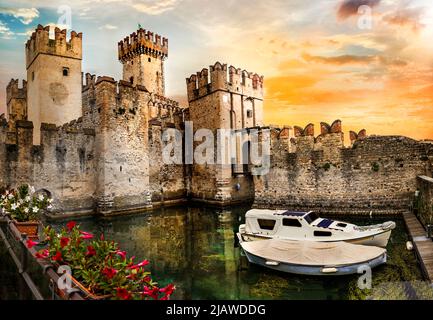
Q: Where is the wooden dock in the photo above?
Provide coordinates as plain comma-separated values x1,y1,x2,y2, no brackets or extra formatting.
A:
403,212,433,283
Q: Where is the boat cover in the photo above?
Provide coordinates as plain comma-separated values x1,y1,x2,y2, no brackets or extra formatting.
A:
241,239,386,267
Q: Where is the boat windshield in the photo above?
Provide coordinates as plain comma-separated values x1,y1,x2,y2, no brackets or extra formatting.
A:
304,212,319,224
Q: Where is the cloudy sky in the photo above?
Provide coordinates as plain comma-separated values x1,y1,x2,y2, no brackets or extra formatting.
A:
0,0,433,141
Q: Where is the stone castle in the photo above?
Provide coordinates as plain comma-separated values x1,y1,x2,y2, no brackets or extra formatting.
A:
0,25,432,217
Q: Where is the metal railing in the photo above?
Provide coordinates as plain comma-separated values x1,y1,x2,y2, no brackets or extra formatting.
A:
0,213,84,300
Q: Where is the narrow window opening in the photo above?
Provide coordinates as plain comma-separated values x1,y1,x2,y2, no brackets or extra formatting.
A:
148,57,151,62
63,67,69,76
120,166,122,172
257,219,276,231
32,71,35,81
314,231,332,237
282,218,302,227
129,76,134,84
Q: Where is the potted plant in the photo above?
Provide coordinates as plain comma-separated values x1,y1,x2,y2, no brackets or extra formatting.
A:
31,222,175,300
0,184,52,239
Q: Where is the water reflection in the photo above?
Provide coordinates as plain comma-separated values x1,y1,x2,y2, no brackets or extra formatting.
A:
70,205,425,300
1,204,428,300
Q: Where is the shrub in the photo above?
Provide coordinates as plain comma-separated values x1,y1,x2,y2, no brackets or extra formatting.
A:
32,222,175,300
371,162,380,172
0,184,52,221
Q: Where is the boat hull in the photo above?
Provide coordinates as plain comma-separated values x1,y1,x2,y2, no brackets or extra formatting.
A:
240,228,392,247
242,247,387,276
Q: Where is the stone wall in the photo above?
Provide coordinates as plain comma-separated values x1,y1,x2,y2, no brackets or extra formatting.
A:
93,77,151,213
254,124,433,215
0,119,96,214
148,115,188,205
0,73,188,215
416,176,433,227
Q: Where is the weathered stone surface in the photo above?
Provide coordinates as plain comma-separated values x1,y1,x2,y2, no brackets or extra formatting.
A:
2,24,433,217
417,176,433,227
26,26,83,145
187,62,264,203
254,133,433,215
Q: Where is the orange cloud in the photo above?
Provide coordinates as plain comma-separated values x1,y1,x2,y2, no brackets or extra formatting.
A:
302,53,376,65
382,7,425,32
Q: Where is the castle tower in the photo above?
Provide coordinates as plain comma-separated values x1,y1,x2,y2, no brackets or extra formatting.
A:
6,79,27,130
186,62,264,204
26,24,83,145
118,28,168,95
186,62,264,131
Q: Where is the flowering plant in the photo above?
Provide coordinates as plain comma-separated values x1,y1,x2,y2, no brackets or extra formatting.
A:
32,221,175,300
0,184,52,222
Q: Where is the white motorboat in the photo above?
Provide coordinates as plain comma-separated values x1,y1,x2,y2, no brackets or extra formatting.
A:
237,233,387,276
239,209,396,247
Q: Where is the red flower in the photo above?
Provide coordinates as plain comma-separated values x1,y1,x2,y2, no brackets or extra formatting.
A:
126,274,137,280
60,237,70,248
102,267,118,279
66,221,76,232
35,249,49,259
26,239,39,249
115,250,127,260
116,288,132,300
129,259,149,269
100,233,105,241
52,251,62,262
142,286,159,300
86,245,96,257
159,283,175,299
159,283,175,296
79,231,94,240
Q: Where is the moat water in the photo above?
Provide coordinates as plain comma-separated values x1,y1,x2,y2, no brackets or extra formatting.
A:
1,204,432,300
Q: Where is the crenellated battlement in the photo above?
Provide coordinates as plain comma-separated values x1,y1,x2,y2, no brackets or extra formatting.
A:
186,62,264,102
118,28,168,62
148,93,183,122
294,123,315,137
349,129,367,144
6,79,27,104
271,120,367,154
153,94,179,108
25,24,82,69
320,120,342,135
82,73,96,91
94,76,150,95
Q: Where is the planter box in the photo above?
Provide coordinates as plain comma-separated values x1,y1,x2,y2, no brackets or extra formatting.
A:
51,271,112,300
13,220,40,240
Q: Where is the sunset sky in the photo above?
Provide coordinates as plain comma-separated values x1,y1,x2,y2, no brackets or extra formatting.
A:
0,0,432,141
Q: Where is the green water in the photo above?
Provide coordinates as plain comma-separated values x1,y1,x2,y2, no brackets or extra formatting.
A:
1,204,432,300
